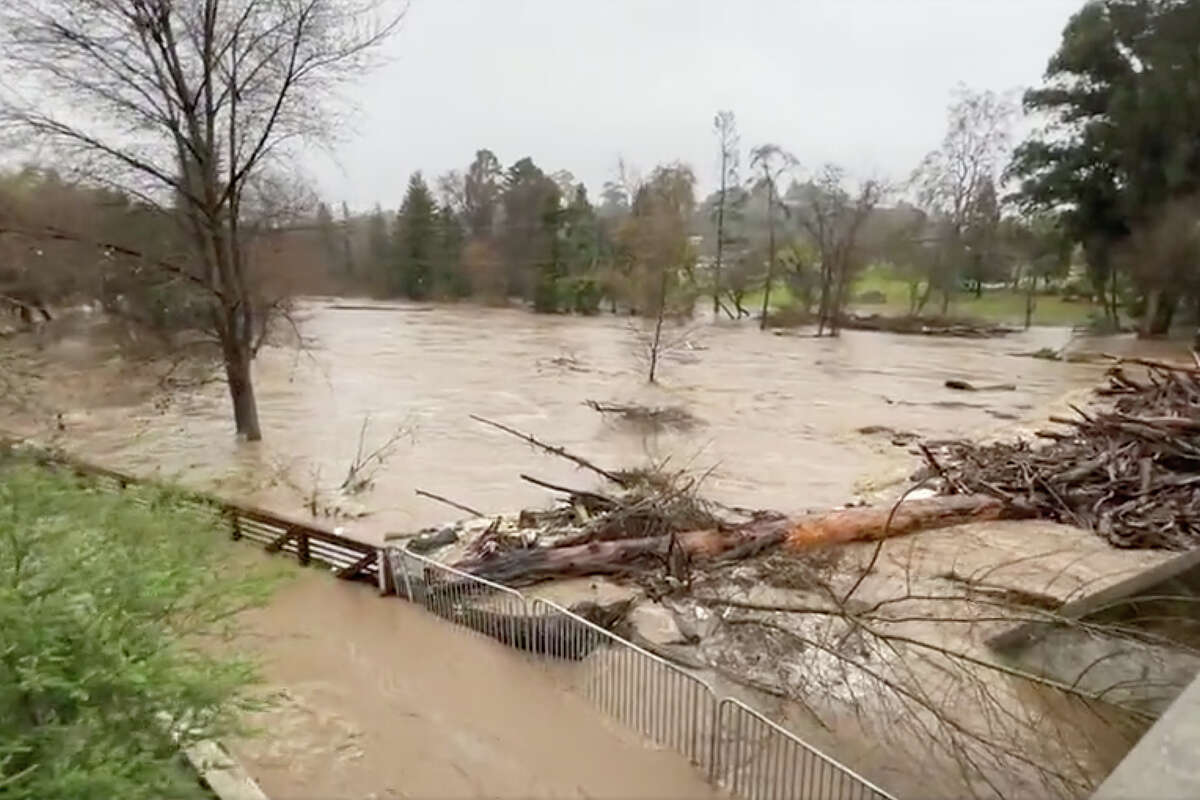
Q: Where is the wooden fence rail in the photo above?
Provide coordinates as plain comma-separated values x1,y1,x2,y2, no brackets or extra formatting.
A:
12,446,388,590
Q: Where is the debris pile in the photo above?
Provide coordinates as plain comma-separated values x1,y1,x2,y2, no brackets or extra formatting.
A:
926,358,1200,549
841,313,1017,338
405,416,1024,593
585,399,701,430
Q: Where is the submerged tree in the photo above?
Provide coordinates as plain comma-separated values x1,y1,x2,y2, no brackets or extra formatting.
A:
1006,213,1073,329
0,0,403,440
915,86,1015,314
620,163,696,382
798,166,887,335
749,145,797,330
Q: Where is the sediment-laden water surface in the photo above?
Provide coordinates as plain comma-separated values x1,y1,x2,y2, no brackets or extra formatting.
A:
8,300,1169,540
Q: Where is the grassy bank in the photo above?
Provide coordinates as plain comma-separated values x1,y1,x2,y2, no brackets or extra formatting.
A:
746,268,1103,328
0,456,282,800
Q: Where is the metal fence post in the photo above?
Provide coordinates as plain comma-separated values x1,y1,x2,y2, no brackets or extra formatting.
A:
393,543,896,800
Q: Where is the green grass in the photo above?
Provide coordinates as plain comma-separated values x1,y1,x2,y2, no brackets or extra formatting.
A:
747,268,1100,328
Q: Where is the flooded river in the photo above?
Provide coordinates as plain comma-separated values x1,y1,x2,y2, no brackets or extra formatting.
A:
8,300,1176,541
5,301,1185,798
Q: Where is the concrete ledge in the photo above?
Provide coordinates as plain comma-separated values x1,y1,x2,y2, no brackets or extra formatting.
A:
989,547,1200,652
184,740,270,800
1093,672,1200,800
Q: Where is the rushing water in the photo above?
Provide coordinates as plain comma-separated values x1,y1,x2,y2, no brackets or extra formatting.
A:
6,300,1184,798
10,299,1174,543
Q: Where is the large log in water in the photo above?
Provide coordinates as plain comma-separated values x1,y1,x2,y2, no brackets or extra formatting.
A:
454,494,1030,585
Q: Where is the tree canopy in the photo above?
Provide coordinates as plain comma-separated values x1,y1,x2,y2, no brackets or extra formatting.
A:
1010,0,1200,331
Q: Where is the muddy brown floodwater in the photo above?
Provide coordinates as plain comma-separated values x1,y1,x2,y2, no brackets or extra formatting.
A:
4,301,1188,799
13,299,1177,540
228,566,719,799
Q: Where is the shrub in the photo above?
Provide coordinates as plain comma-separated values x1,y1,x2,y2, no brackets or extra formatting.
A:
0,459,282,800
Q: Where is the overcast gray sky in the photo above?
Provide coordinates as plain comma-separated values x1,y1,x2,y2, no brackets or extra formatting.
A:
311,0,1085,212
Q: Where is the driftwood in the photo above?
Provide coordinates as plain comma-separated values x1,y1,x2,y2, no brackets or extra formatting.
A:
0,293,51,325
841,313,1016,338
415,488,484,518
945,379,1017,392
471,414,628,486
928,358,1200,549
585,399,700,430
453,494,1029,586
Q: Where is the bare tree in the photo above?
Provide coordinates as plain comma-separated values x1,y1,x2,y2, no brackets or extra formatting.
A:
797,165,887,336
1006,213,1071,330
619,163,696,382
913,86,1015,315
0,0,404,441
749,144,797,330
711,111,740,318
724,250,759,319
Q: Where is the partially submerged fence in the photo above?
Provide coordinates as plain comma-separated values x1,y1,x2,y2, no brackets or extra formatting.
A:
17,446,893,800
390,546,896,800
27,451,388,588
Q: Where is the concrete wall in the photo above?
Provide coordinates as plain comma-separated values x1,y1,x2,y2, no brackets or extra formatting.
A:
990,548,1200,714
1093,672,1200,800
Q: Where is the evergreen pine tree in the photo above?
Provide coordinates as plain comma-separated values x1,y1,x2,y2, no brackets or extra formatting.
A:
435,203,469,297
365,203,391,292
393,172,437,300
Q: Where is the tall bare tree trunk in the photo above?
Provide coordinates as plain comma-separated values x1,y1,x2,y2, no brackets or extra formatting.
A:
830,267,850,337
648,268,668,383
223,337,261,441
714,159,726,318
1024,271,1035,330
1140,288,1162,339
759,182,775,331
1108,261,1120,325
816,262,832,336
1143,290,1177,338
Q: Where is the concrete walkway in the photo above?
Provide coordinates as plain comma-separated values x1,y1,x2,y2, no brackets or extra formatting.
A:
228,569,717,799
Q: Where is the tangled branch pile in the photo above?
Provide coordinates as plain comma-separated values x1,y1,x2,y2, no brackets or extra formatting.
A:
927,358,1200,549
437,417,1021,590
585,400,700,430
454,465,737,587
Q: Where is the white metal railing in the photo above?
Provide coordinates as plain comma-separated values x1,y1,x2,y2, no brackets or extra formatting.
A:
19,446,894,798
388,545,896,800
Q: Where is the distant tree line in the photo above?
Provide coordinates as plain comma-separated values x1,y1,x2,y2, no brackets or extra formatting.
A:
306,98,1070,336
314,152,701,318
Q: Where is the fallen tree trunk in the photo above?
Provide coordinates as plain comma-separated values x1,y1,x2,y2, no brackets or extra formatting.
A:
453,494,1031,585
